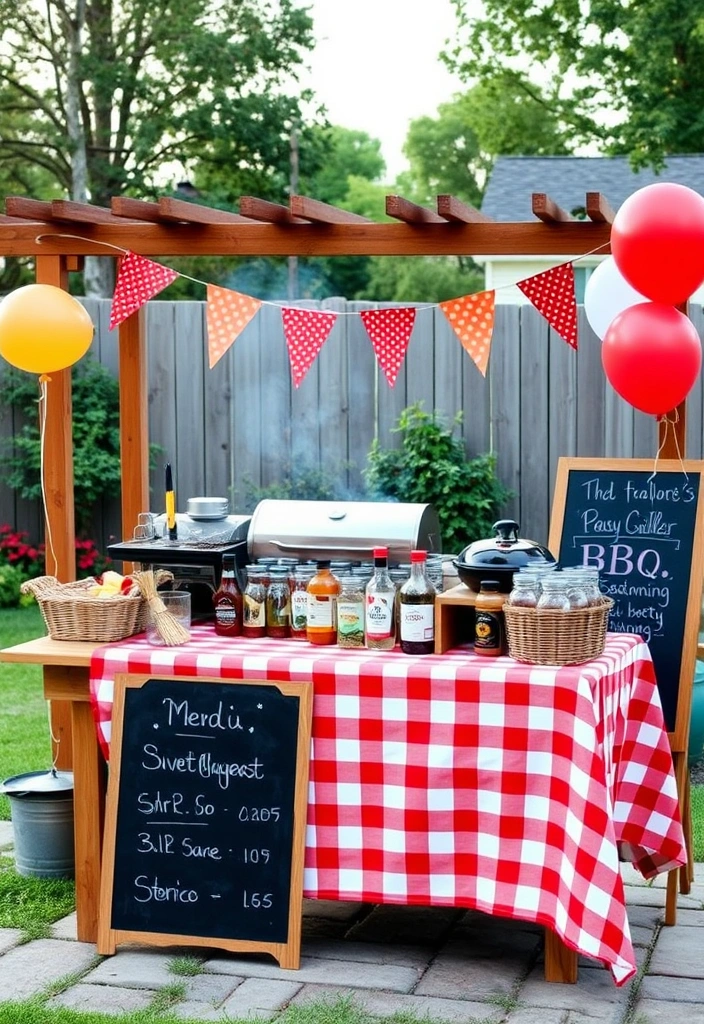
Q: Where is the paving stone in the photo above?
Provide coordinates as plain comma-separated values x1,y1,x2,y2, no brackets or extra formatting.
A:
299,938,433,969
289,982,503,1023
301,916,352,940
172,1000,234,1021
621,863,652,887
302,899,368,922
0,938,97,1001
649,923,704,977
671,909,704,926
0,821,13,848
51,912,77,941
0,928,22,955
83,949,183,989
627,905,663,929
631,924,657,947
454,908,543,939
415,936,537,1000
516,965,631,1017
202,953,419,993
345,903,463,945
505,1008,576,1024
219,978,301,1016
183,973,242,1003
634,999,704,1024
641,976,704,1002
623,885,667,908
48,983,154,1014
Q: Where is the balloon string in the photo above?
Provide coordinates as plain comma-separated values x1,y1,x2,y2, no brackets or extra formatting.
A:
648,409,689,483
670,406,689,480
37,376,58,576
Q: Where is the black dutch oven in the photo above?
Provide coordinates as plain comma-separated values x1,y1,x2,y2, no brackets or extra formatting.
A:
453,519,556,593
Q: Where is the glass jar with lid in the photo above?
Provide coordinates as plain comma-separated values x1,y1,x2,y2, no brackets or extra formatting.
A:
536,575,571,612
507,574,539,608
560,570,589,610
291,566,314,640
266,570,291,638
337,574,365,648
242,565,267,638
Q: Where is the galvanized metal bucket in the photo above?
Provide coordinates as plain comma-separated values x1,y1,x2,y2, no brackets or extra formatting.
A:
1,770,74,878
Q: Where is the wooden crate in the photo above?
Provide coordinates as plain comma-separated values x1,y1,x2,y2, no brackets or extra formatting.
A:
435,584,478,654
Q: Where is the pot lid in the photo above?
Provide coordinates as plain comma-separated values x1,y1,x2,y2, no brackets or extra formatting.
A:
456,520,556,570
1,769,74,795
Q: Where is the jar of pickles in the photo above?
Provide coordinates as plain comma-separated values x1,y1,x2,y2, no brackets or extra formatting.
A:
266,570,291,638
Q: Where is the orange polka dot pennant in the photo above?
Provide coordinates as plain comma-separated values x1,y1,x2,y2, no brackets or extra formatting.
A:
359,307,417,387
281,306,338,387
439,290,496,376
206,284,262,369
517,263,578,349
109,251,179,330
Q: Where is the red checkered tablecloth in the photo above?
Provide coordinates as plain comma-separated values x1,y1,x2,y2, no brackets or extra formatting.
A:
89,629,685,986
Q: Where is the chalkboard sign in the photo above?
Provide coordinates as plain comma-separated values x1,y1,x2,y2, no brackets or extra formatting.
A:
549,459,704,745
97,674,312,967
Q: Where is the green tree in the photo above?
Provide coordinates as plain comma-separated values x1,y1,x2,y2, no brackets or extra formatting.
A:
361,256,483,304
444,0,704,169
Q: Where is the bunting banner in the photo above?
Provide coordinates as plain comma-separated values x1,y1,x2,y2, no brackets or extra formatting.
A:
439,290,496,377
206,284,262,369
517,263,578,349
359,307,417,386
281,307,338,387
109,251,179,330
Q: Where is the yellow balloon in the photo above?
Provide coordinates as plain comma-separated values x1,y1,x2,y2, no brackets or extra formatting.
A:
0,284,94,374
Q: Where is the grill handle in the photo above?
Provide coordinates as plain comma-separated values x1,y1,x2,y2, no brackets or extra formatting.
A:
268,540,376,553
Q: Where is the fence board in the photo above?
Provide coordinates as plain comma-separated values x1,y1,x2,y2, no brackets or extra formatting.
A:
377,303,409,448
175,302,207,506
547,324,578,513
258,302,291,489
519,307,549,544
231,296,263,510
686,305,704,460
146,303,178,512
347,301,377,493
576,309,605,458
490,305,521,524
433,308,463,436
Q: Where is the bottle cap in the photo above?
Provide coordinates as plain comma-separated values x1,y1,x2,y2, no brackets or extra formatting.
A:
373,547,389,559
222,554,236,570
410,550,427,562
480,580,501,592
316,559,331,568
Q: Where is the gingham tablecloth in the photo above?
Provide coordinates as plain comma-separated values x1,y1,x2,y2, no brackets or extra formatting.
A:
89,629,685,985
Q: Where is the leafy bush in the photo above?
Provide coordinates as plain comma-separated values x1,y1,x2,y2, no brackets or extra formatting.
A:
364,403,511,553
0,563,23,607
0,524,111,600
242,467,349,512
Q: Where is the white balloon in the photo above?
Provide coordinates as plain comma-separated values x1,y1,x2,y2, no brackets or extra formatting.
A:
583,257,651,340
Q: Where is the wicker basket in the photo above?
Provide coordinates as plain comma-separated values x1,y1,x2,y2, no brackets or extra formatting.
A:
20,575,146,643
503,597,614,666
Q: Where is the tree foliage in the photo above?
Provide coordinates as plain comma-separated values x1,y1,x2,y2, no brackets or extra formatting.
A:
444,0,704,169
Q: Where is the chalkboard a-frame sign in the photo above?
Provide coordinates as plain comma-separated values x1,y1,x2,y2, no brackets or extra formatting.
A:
97,674,313,968
549,458,704,749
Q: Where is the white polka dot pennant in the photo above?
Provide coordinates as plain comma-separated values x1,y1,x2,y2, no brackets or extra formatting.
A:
517,263,578,349
206,284,262,369
281,306,338,388
109,251,179,330
438,290,496,376
359,307,417,387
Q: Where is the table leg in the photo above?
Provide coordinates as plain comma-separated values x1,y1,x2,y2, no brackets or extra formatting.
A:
50,701,73,770
544,929,578,983
666,749,691,922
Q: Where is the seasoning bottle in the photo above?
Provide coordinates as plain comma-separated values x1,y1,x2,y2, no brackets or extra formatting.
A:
398,550,436,655
242,565,267,638
290,567,313,640
474,579,506,657
306,561,341,645
365,547,396,650
266,569,291,639
337,575,365,648
213,554,243,636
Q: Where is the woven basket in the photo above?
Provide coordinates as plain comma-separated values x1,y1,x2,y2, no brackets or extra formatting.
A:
503,597,614,666
20,575,146,643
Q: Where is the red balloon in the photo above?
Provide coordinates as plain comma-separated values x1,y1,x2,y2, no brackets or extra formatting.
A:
602,302,701,416
611,182,704,305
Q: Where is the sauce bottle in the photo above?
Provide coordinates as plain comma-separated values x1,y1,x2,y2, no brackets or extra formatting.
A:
306,561,341,645
365,547,396,650
474,579,506,656
213,554,243,636
399,550,436,655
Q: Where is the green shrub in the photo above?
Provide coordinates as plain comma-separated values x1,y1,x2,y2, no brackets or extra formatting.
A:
364,403,511,553
0,564,23,608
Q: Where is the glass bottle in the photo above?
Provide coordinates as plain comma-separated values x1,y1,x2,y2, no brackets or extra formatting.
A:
306,561,341,646
507,575,539,608
290,567,314,640
242,565,267,638
266,570,291,638
365,546,396,650
399,549,436,655
337,575,366,648
474,579,506,657
213,554,243,636
536,576,571,611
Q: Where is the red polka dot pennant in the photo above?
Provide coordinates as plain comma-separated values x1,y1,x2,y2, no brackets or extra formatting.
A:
359,307,417,386
517,263,578,349
206,284,262,369
109,251,179,330
281,306,338,387
439,290,495,376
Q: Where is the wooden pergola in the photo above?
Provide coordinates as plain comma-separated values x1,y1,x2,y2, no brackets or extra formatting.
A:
0,187,680,580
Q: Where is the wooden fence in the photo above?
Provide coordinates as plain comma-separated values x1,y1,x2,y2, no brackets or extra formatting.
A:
2,298,703,554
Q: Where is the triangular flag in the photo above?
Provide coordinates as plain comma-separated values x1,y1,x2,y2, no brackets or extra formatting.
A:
439,290,495,376
517,263,578,349
359,307,417,386
281,307,337,387
206,284,262,369
109,251,179,329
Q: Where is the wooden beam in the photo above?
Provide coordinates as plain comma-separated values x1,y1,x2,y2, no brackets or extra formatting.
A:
585,192,615,224
239,196,308,224
289,195,371,224
157,197,253,224
50,200,128,224
386,195,446,224
118,305,150,546
532,193,572,223
35,254,76,582
6,197,53,219
111,197,163,222
436,195,493,224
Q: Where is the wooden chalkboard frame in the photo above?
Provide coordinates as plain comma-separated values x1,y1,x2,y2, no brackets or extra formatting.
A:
97,673,313,968
549,458,704,753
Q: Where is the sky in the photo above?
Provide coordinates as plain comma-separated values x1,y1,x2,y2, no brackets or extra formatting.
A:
296,0,465,181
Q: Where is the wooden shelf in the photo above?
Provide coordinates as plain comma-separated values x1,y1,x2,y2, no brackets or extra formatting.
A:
435,584,478,654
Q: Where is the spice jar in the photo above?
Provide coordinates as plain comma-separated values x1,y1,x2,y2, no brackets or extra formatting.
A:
291,567,314,640
536,576,571,612
266,570,291,638
337,575,365,648
474,579,506,656
242,565,267,638
507,575,539,608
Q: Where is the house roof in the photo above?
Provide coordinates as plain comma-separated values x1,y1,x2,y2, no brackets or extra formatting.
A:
481,154,704,220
